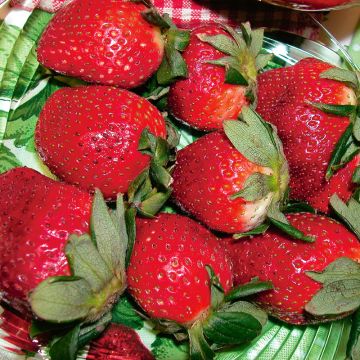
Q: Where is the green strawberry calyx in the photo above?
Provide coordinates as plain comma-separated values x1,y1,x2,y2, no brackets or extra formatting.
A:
127,122,179,218
309,68,360,181
29,190,128,323
305,257,360,321
197,22,272,106
224,106,314,242
149,267,272,360
156,15,191,86
133,0,191,85
330,193,360,239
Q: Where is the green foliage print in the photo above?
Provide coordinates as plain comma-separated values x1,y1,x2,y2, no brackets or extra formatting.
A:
0,144,22,173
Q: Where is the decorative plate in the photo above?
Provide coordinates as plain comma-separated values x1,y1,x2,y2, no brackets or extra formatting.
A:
0,6,354,360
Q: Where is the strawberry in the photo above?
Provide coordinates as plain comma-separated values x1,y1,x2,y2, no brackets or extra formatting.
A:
127,212,270,359
128,213,233,324
168,23,271,131
35,85,167,200
173,131,272,233
37,0,165,88
26,190,130,358
86,323,154,360
225,212,360,325
171,107,307,239
256,58,359,213
0,167,92,315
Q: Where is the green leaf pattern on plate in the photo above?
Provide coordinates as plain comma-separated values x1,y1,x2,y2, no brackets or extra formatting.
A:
0,6,355,360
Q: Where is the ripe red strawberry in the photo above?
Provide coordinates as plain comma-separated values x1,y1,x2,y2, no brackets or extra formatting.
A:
168,24,271,131
87,323,154,360
256,58,359,213
0,167,92,315
171,107,294,235
127,213,233,324
35,86,167,200
172,132,272,233
37,0,164,88
225,213,360,325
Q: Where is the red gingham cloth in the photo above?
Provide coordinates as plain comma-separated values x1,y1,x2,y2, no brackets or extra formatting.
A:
10,0,69,12
10,0,322,39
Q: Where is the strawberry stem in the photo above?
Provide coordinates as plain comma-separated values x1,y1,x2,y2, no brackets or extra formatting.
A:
188,321,215,360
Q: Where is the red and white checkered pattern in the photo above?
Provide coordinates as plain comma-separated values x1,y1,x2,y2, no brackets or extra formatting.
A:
10,0,322,39
153,0,321,38
10,0,70,12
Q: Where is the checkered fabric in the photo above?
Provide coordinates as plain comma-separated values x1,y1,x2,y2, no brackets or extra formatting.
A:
153,0,321,38
10,0,70,12
10,0,322,39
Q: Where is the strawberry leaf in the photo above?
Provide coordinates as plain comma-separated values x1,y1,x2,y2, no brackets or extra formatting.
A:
91,190,127,277
112,296,144,329
154,137,171,166
255,53,273,71
221,24,247,51
157,25,190,85
134,127,176,216
141,8,170,29
283,200,316,214
267,202,288,223
150,160,173,189
165,119,181,150
157,43,188,85
206,265,225,310
29,320,74,339
188,322,215,360
240,23,252,46
348,309,360,360
249,28,264,57
268,215,315,243
203,310,262,345
48,324,81,360
230,173,275,201
306,257,360,284
352,166,360,184
320,68,359,89
224,278,273,302
223,107,279,168
125,207,137,268
305,257,360,317
207,57,249,85
330,194,360,239
198,23,269,88
128,169,151,204
305,279,360,316
225,66,249,85
326,124,360,180
47,313,111,360
77,312,112,348
139,190,172,217
220,301,268,327
353,116,360,142
66,234,113,293
197,34,239,57
29,277,94,322
309,103,357,117
233,223,270,239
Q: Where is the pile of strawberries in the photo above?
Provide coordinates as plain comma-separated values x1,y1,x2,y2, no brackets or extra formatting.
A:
1,0,360,359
